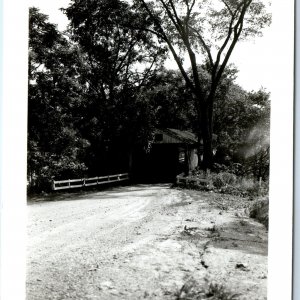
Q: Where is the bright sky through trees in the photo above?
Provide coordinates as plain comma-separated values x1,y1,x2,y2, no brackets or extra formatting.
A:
27,0,273,92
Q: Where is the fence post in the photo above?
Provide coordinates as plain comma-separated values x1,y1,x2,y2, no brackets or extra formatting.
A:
206,169,210,178
68,179,70,187
259,177,262,192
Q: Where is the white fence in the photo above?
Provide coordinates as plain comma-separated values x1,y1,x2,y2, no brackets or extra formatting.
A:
52,173,129,191
176,174,209,186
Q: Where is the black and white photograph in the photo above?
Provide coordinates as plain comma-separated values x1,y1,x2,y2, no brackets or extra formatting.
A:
0,0,295,299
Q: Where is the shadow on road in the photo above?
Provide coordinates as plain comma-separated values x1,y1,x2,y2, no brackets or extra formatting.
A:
27,184,172,204
210,218,268,257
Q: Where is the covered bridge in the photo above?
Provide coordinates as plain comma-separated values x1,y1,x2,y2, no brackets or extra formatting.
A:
131,128,201,182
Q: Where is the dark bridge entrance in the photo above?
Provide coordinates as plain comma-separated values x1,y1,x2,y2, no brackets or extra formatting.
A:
131,128,200,183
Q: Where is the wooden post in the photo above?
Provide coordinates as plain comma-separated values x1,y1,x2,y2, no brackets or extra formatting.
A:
51,180,55,191
206,169,210,179
68,179,71,187
259,177,262,192
259,177,262,186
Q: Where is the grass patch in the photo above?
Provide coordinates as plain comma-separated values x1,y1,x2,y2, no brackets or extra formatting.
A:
176,172,268,198
249,197,269,229
176,278,240,300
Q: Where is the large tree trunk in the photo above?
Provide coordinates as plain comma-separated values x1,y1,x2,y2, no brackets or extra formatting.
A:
195,94,214,171
200,106,213,170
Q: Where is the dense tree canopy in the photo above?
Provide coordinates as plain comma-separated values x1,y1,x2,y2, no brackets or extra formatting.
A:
62,0,170,174
133,0,271,168
28,7,89,190
27,2,271,191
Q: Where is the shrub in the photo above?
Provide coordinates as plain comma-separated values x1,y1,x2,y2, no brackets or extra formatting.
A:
176,170,268,198
211,172,237,189
212,174,225,189
235,178,268,198
176,278,240,300
213,163,244,177
249,197,269,229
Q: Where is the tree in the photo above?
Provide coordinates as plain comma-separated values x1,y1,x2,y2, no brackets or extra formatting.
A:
133,0,271,169
239,89,270,180
213,86,270,179
63,0,168,173
140,68,194,130
28,7,89,190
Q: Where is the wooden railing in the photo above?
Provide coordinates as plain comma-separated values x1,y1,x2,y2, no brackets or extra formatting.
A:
176,174,209,187
52,173,129,191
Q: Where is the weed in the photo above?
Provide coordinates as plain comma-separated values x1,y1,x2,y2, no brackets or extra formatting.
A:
205,283,240,300
211,172,237,189
176,279,240,300
239,220,247,226
175,171,268,198
249,197,269,229
205,225,218,233
183,225,198,235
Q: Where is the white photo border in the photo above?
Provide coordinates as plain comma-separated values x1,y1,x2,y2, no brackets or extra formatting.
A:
0,0,295,299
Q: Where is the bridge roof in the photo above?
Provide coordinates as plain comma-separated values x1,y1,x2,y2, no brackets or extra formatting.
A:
154,128,198,145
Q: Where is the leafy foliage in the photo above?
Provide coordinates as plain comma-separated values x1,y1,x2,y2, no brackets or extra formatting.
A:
134,0,271,168
28,8,89,191
27,2,271,192
63,0,168,168
213,87,270,179
249,197,269,229
176,278,240,300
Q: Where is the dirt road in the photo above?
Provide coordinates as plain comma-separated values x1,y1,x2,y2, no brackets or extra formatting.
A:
27,184,268,300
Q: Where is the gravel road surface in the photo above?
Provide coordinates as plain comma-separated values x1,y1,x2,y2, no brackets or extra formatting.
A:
27,184,268,300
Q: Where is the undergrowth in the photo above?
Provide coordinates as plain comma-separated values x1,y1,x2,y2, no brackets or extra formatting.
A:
249,197,269,229
176,171,268,198
175,278,240,300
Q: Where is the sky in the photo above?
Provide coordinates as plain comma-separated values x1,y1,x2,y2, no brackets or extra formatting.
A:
28,0,274,92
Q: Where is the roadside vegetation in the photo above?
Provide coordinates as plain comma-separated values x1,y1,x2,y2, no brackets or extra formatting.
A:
28,0,271,193
175,169,269,230
249,197,269,229
176,279,240,300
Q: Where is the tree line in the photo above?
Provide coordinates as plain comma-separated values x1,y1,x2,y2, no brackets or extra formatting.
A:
28,0,271,192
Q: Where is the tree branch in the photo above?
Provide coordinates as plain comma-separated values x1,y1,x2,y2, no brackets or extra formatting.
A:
188,25,213,67
138,0,195,92
220,0,234,16
168,0,184,30
115,38,138,74
214,0,252,87
213,1,245,77
158,0,183,36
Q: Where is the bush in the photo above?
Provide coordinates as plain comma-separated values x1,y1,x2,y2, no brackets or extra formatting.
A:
249,197,269,229
213,163,244,176
176,171,268,198
235,178,268,198
211,172,237,189
27,155,88,194
176,278,240,300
